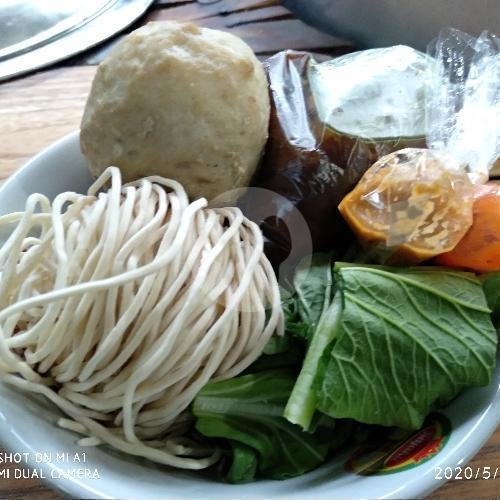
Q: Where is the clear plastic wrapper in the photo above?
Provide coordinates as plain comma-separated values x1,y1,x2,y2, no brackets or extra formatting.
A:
253,47,428,267
426,29,499,182
337,28,499,264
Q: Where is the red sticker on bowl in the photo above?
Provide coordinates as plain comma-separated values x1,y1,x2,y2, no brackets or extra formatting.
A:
345,413,451,475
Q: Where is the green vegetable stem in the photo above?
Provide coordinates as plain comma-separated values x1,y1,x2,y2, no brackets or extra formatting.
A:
284,292,342,430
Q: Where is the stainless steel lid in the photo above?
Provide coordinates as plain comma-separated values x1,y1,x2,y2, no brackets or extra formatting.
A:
0,0,155,81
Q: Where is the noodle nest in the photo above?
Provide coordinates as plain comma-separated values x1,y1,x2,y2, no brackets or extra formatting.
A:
0,167,283,468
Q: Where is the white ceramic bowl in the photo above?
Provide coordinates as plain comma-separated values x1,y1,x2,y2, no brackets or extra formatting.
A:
0,131,498,499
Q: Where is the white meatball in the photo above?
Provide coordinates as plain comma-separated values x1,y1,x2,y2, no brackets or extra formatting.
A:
80,21,270,201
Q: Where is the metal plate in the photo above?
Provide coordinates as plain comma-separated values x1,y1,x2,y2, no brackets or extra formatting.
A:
0,0,155,81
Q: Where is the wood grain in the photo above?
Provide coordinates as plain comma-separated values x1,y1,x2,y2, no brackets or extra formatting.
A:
0,0,498,498
75,0,352,67
0,66,96,181
147,1,351,53
149,0,284,21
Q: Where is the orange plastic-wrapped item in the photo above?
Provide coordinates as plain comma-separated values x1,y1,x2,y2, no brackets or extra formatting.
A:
338,148,474,264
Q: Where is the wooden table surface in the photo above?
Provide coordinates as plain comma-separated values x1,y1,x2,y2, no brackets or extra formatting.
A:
0,0,498,498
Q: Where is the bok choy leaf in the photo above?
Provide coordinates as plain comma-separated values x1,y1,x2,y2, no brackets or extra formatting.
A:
285,262,497,431
192,369,349,482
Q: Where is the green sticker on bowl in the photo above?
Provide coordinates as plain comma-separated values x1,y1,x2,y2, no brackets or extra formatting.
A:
345,413,451,475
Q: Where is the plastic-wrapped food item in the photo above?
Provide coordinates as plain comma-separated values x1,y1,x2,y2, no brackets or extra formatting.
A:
338,29,499,265
338,148,474,264
253,48,428,267
308,46,429,141
426,29,499,183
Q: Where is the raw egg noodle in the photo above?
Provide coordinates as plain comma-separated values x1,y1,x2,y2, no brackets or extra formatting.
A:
0,167,283,468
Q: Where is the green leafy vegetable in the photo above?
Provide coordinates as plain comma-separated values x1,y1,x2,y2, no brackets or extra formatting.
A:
283,254,334,343
315,263,497,429
245,342,302,373
285,262,497,431
192,369,344,481
225,442,258,483
482,272,500,329
262,333,293,355
243,330,303,374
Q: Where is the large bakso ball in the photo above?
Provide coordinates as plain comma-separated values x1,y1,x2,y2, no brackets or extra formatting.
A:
80,22,270,201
